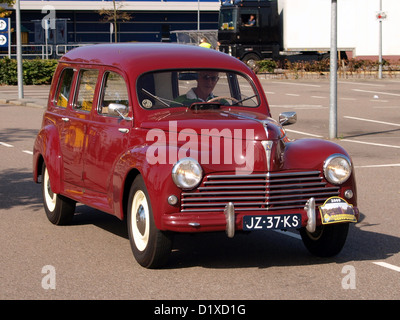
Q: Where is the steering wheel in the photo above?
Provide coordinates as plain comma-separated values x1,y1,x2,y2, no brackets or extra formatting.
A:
207,96,239,105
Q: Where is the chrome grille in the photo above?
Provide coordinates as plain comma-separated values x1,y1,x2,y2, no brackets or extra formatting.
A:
181,171,340,212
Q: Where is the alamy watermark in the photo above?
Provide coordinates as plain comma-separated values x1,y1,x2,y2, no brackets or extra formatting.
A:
341,265,356,290
41,5,56,30
41,265,56,290
145,121,256,174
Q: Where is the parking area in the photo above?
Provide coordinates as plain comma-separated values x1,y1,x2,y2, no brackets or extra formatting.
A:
260,78,400,284
1,78,399,300
261,78,400,157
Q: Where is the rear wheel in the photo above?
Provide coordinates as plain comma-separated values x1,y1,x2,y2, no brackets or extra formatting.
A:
127,175,173,268
300,223,349,257
42,163,76,225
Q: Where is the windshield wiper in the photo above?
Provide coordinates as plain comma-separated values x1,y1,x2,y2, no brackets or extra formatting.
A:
235,94,258,105
141,88,183,107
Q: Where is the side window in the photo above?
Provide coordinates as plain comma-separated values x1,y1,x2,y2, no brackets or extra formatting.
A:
55,68,74,108
99,71,129,116
241,12,258,27
74,69,99,112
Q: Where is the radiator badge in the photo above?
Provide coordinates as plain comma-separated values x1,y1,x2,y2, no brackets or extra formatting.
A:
261,140,273,171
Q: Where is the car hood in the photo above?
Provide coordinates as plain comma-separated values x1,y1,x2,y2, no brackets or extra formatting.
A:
140,109,286,141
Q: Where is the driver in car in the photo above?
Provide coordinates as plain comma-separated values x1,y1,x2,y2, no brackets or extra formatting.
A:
174,71,226,106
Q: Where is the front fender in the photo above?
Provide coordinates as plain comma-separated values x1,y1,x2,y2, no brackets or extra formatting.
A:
112,145,182,226
283,138,351,171
33,124,63,194
284,138,357,206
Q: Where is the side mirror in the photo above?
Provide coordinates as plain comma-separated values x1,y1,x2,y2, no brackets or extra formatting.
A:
279,111,297,126
108,103,132,121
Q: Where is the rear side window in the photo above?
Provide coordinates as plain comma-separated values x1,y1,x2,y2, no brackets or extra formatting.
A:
98,71,129,116
55,68,74,108
74,69,99,112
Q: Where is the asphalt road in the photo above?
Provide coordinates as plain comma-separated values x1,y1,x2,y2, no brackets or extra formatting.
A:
0,78,399,302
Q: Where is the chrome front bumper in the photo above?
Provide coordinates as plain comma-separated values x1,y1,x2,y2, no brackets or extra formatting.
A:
223,197,317,238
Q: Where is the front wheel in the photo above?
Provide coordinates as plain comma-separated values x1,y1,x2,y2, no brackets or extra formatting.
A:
300,223,349,257
127,175,173,268
242,53,260,71
42,163,76,225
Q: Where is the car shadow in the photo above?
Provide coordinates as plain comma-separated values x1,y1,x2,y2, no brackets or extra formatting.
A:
40,203,400,270
342,128,400,139
165,212,400,269
71,204,129,240
0,168,42,211
0,127,40,145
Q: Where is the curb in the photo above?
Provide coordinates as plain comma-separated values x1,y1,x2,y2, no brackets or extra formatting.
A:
0,97,46,108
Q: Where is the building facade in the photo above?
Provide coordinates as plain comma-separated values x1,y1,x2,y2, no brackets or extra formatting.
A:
7,0,221,44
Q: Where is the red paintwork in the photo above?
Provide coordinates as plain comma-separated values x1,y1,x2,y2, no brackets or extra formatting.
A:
33,43,358,233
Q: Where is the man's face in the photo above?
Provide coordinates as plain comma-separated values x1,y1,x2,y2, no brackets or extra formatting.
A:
197,71,219,96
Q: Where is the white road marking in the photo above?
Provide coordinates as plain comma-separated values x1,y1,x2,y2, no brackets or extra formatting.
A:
1,142,33,154
352,89,400,97
373,262,400,273
370,99,389,103
272,81,321,88
373,106,400,109
341,139,400,149
344,116,400,127
338,81,385,87
270,104,326,109
276,125,400,149
355,163,400,168
0,142,14,147
311,96,326,99
285,129,323,138
285,93,300,97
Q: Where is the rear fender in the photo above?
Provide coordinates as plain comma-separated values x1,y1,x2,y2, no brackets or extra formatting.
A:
33,125,63,194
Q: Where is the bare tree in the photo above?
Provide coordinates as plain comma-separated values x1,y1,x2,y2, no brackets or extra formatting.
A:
98,0,132,43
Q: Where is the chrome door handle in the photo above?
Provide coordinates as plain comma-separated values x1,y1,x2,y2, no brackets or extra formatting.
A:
61,117,69,122
118,128,129,133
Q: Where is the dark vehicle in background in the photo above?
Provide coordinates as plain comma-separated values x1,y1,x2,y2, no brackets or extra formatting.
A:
218,0,281,67
217,0,358,68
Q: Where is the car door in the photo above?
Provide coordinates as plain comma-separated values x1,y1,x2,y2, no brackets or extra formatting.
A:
59,68,99,188
83,69,132,195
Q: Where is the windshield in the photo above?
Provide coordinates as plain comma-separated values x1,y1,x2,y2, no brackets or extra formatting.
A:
219,8,237,31
137,69,260,110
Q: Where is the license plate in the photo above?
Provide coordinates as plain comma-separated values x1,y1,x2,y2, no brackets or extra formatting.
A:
243,214,301,230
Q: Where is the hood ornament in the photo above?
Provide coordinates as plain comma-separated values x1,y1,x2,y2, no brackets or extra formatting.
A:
262,120,269,139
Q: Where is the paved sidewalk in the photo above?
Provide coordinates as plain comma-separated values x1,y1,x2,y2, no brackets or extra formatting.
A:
0,85,49,108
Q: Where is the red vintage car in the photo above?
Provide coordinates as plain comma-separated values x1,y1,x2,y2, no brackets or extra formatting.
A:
33,43,358,268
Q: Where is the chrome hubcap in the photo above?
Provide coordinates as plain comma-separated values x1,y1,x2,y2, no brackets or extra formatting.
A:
131,190,150,251
136,204,146,236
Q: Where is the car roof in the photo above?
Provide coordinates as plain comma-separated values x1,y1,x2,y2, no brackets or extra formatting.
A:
59,43,250,75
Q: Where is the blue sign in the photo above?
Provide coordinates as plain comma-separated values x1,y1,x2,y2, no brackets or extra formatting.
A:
0,18,9,47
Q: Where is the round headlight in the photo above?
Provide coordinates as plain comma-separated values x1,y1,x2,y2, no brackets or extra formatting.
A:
172,158,203,190
323,154,352,185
